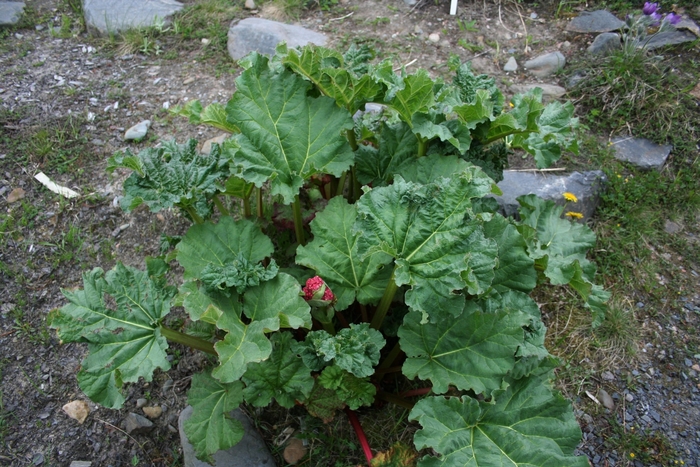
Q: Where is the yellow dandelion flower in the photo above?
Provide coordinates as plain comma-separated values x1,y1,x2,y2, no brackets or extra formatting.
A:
563,192,578,203
630,453,635,459
566,211,584,219
509,102,514,108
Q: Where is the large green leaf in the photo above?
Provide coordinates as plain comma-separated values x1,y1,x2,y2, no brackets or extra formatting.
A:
409,372,588,467
176,216,274,280
242,332,314,408
212,317,272,383
242,273,312,330
355,122,419,186
107,139,230,220
48,263,173,408
517,194,608,324
397,154,471,185
296,197,393,311
482,214,537,293
171,100,239,134
318,365,376,410
227,55,355,204
176,280,240,323
481,90,544,144
184,372,245,462
355,170,496,318
387,69,435,128
398,305,529,396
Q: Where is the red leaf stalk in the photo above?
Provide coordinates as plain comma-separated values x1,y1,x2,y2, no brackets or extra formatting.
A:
345,408,373,466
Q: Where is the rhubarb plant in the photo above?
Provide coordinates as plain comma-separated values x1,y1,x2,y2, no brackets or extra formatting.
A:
49,44,603,466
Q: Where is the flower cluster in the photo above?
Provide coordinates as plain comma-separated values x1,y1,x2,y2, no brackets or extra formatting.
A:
302,276,336,307
642,2,681,26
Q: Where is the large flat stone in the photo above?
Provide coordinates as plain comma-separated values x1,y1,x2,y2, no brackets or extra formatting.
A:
83,0,184,35
0,2,25,27
494,170,607,221
587,32,621,55
566,10,624,33
611,137,672,170
524,52,566,78
644,29,697,50
227,18,327,60
179,406,276,467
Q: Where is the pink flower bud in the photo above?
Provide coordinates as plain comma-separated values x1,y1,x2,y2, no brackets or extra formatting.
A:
302,276,335,307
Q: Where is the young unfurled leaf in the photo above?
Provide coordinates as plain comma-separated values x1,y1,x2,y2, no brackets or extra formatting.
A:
296,197,393,311
176,216,274,280
171,100,239,134
295,323,385,378
107,139,231,220
48,263,173,408
409,371,589,467
212,318,272,383
227,54,355,205
452,61,504,112
243,332,314,408
355,171,496,319
184,372,245,462
176,280,241,323
200,256,279,296
318,365,376,410
398,304,529,396
387,69,435,128
480,90,545,144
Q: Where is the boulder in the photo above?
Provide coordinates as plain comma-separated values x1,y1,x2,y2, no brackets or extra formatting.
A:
587,32,621,55
524,52,566,78
503,56,518,72
566,10,624,33
644,29,697,50
493,170,607,222
228,18,327,61
83,0,184,35
611,137,672,170
179,406,276,467
0,2,24,27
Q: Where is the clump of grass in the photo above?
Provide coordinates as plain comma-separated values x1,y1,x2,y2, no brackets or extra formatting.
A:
604,418,678,465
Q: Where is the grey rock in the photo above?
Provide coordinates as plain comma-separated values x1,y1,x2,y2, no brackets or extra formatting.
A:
124,412,154,435
611,136,672,170
524,52,566,77
493,170,607,222
511,83,566,101
587,32,621,55
625,393,635,402
664,220,682,234
83,0,184,35
601,371,615,381
124,120,151,140
70,462,92,467
0,2,25,27
179,406,276,467
244,0,256,9
503,56,518,72
566,10,625,33
136,398,148,409
227,18,327,61
567,70,587,88
598,389,615,410
644,29,697,50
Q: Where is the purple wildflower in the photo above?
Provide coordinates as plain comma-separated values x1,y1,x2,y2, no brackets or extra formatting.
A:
664,12,681,25
642,2,659,15
649,11,662,26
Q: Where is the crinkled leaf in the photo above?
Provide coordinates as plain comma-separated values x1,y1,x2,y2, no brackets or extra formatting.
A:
184,372,245,462
459,226,498,296
399,305,529,396
227,55,355,204
171,100,239,133
371,443,419,467
397,154,471,185
482,214,537,293
48,263,173,408
452,89,495,128
108,139,230,220
452,61,504,112
388,69,435,127
295,323,385,378
318,365,376,410
305,380,346,422
296,197,393,311
200,256,279,295
512,100,579,168
411,113,472,153
355,171,496,319
176,216,274,280
242,273,312,330
242,332,314,408
223,174,255,199
409,374,588,467
281,45,383,112
355,121,419,186
482,90,544,143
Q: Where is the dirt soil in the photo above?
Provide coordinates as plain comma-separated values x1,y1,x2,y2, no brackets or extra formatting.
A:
1,0,699,466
